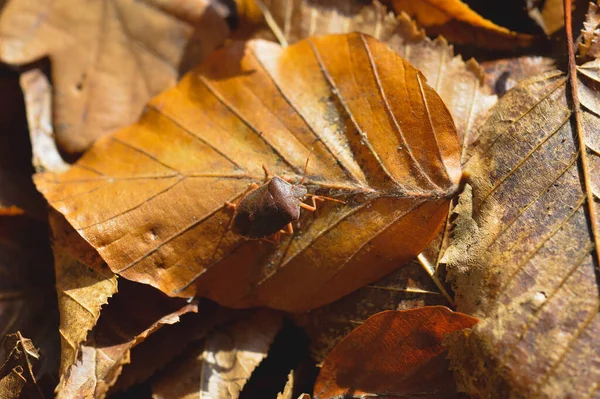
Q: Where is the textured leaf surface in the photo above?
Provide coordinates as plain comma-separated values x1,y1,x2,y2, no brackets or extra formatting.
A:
296,259,450,363
313,306,478,399
0,332,42,399
56,280,197,399
391,0,535,49
35,33,461,312
236,1,496,158
0,0,229,156
49,210,117,382
152,310,282,399
445,69,600,397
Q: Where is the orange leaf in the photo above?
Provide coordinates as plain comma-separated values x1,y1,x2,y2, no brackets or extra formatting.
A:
313,306,478,399
35,33,461,312
392,0,535,49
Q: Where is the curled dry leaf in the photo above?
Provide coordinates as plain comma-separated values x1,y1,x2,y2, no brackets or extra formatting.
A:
35,33,461,312
391,0,535,49
152,310,282,399
20,67,69,173
0,217,59,387
0,72,46,217
111,301,237,393
313,306,478,399
277,371,295,399
445,69,600,397
0,0,229,157
579,1,600,59
0,332,42,399
56,280,197,399
48,210,117,382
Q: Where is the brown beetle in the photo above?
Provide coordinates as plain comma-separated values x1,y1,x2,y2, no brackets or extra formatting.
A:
225,161,344,242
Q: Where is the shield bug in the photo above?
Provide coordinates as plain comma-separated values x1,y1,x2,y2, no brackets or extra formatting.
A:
225,155,344,242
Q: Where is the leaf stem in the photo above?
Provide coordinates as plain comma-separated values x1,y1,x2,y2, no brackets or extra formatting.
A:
563,0,600,287
417,253,454,306
254,0,288,47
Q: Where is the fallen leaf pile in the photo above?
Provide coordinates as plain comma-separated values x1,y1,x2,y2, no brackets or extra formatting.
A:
0,0,598,398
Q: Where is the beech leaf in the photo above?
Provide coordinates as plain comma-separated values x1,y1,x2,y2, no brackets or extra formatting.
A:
35,33,461,312
235,1,496,159
152,310,283,399
48,210,117,382
313,306,478,399
445,68,600,397
0,0,229,156
391,0,535,49
56,280,197,399
0,332,42,399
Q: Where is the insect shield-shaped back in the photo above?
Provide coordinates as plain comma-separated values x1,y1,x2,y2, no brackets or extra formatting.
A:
231,177,307,239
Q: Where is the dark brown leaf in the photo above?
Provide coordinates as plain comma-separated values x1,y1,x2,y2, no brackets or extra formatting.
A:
313,306,478,399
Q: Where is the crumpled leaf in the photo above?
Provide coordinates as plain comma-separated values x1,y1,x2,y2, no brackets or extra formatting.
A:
236,1,496,157
579,1,600,59
20,67,69,173
0,332,42,399
48,210,117,384
152,310,283,399
35,33,461,312
527,0,564,35
56,280,197,399
0,0,229,157
391,0,535,49
277,371,295,399
313,306,478,399
111,301,237,393
445,68,600,397
0,217,60,388
0,71,46,217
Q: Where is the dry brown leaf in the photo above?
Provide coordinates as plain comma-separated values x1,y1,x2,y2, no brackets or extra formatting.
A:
0,332,43,399
56,280,197,399
295,259,450,363
152,310,283,399
48,210,118,388
444,68,600,397
235,1,496,157
35,33,461,312
111,301,237,393
277,371,295,399
234,3,496,308
0,0,229,157
0,71,47,217
391,0,535,49
0,217,60,388
20,67,69,173
527,0,564,35
580,1,600,59
313,307,478,399
481,56,556,97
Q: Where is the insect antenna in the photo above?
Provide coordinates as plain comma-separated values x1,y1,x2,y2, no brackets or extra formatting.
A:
298,147,314,185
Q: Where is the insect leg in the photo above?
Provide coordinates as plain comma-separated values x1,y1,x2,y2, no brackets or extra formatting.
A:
299,196,320,211
262,164,273,182
300,194,346,212
224,183,260,230
279,223,294,235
